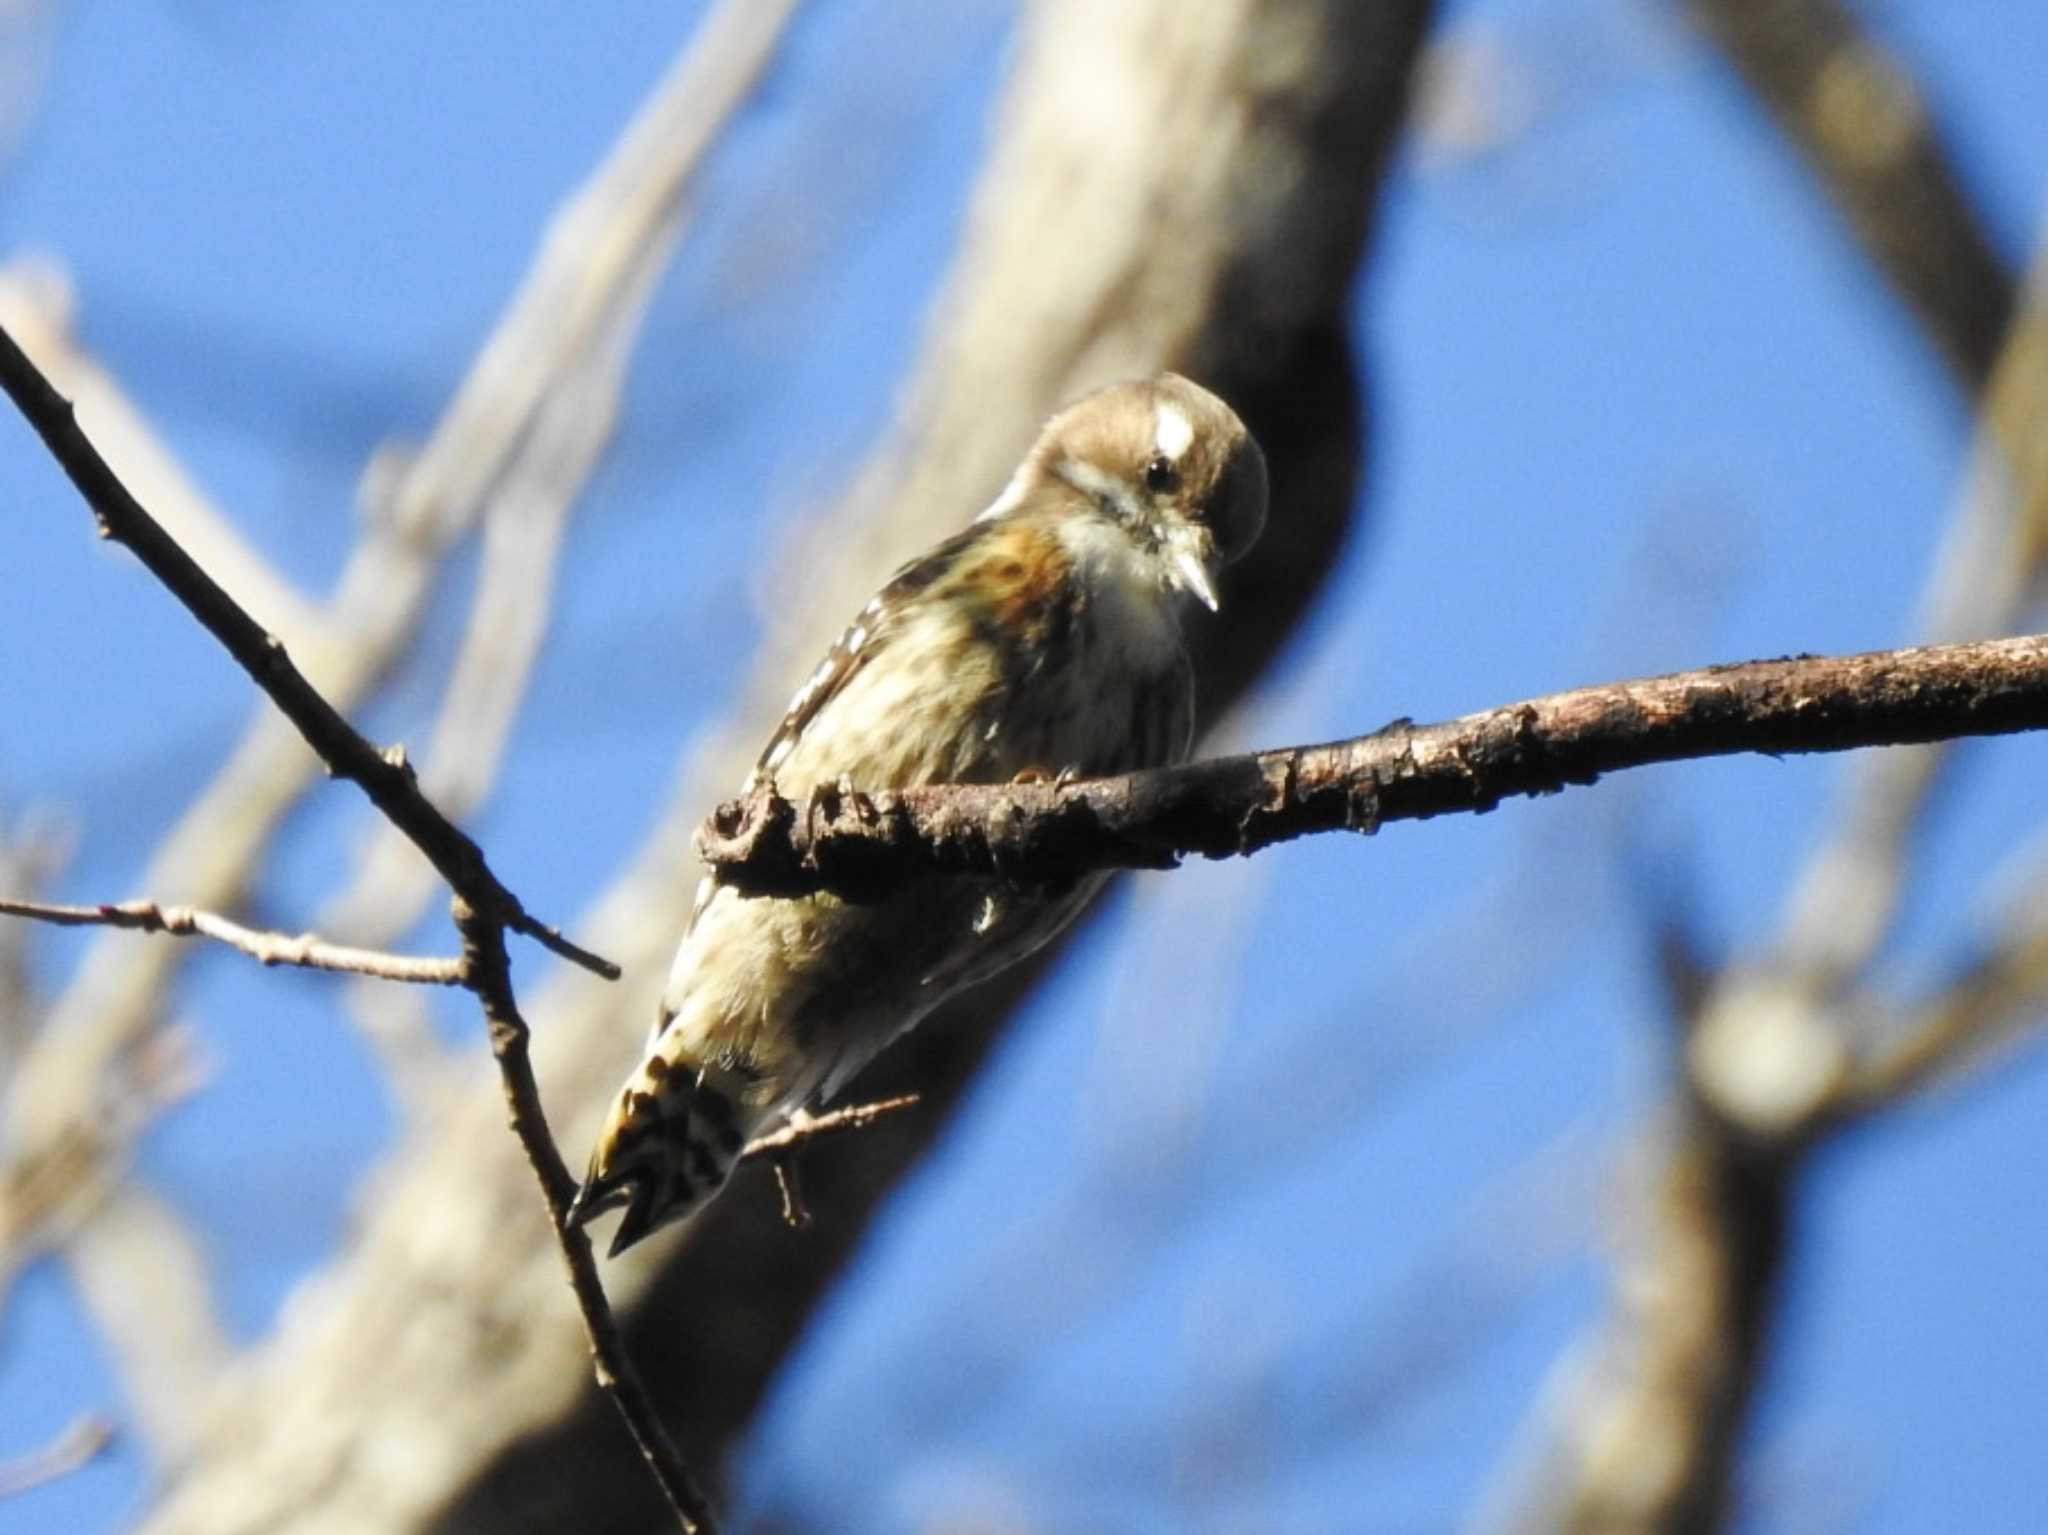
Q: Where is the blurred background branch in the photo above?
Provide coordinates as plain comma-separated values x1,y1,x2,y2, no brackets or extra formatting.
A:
0,1413,115,1502
1488,11,2048,1526
1678,0,2015,398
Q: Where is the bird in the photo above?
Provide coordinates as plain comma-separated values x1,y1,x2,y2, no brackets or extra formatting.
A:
568,373,1268,1256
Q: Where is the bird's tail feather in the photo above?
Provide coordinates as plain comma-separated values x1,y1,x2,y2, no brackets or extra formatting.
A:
567,1055,753,1257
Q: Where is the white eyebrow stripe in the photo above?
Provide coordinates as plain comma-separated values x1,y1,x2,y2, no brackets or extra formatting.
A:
1153,401,1194,461
1054,454,1145,522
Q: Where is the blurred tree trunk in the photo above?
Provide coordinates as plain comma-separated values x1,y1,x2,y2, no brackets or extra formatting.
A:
136,4,1435,1532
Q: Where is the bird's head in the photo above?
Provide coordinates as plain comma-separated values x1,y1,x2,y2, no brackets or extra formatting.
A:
1003,372,1268,612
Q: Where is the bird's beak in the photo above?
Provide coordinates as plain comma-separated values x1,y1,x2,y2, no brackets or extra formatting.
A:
1164,523,1221,612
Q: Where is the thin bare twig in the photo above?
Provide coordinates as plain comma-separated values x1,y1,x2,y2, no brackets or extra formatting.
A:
2,3,807,1515
738,1094,923,1160
738,1096,921,1229
1,318,721,1531
0,323,612,981
702,633,2048,896
452,901,717,1533
768,1158,809,1230
0,263,330,649
0,897,466,985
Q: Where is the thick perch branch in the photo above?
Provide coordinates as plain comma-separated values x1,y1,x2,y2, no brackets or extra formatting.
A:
701,634,2048,896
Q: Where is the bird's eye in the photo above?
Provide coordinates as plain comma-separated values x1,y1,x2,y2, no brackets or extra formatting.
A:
1143,455,1178,494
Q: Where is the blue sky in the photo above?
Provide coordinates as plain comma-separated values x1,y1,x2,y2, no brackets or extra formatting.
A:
3,2,2047,1531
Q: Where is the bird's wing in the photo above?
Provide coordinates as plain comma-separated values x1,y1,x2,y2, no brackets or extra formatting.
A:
742,524,982,796
673,526,990,949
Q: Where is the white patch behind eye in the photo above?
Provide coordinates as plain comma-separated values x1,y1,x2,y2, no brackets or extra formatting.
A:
1153,401,1194,461
976,469,1030,522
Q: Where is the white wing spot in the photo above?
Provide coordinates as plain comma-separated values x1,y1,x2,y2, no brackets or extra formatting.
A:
846,624,868,653
972,893,1001,934
789,658,834,712
1154,401,1194,461
976,468,1031,523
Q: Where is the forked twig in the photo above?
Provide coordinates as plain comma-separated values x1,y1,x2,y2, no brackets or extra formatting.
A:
0,329,715,1532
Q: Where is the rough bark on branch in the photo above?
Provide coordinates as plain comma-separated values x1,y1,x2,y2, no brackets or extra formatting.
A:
700,634,2048,896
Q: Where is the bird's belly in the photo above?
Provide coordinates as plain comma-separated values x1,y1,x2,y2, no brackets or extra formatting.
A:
678,870,1098,1109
